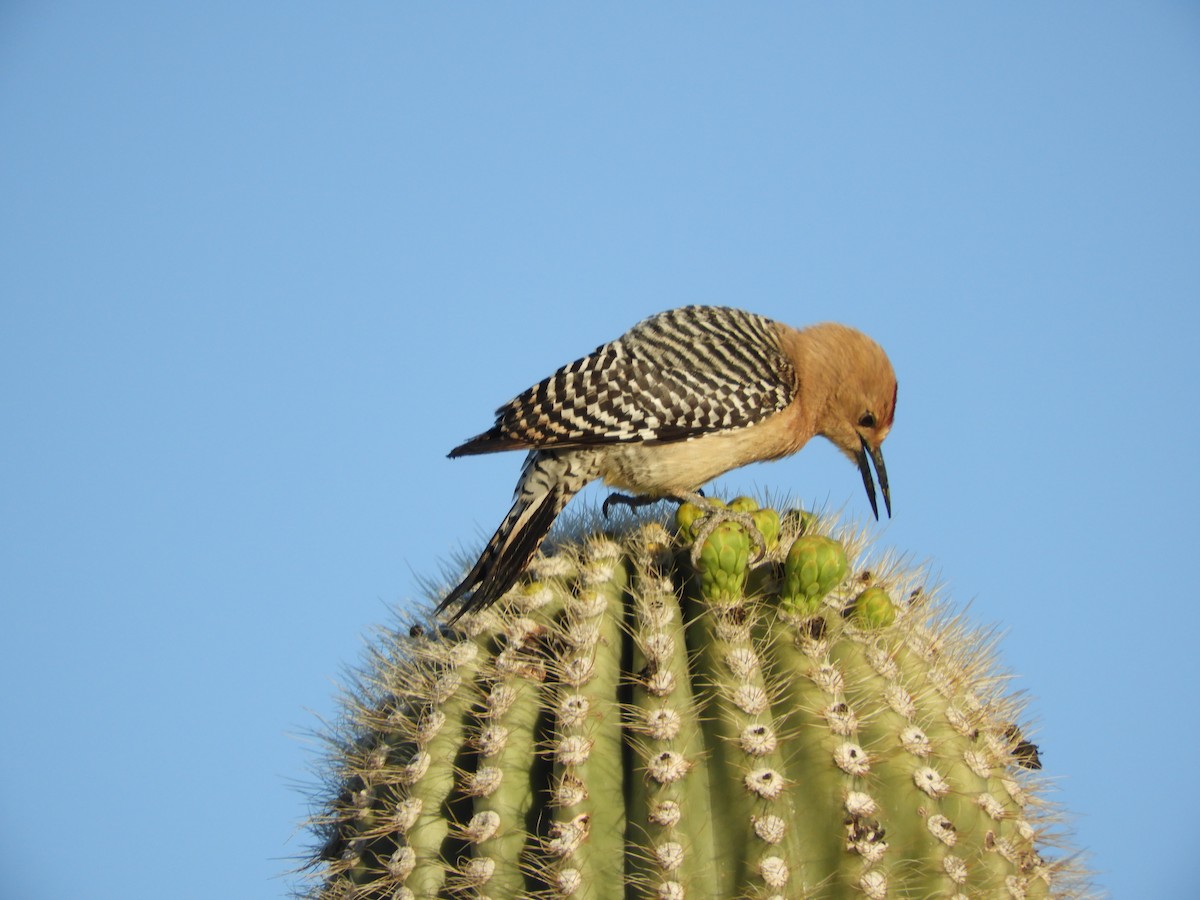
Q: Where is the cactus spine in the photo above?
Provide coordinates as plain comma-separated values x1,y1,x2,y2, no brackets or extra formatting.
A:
306,499,1088,899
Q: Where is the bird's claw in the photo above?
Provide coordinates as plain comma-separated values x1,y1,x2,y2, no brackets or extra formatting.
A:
600,493,623,518
601,492,662,519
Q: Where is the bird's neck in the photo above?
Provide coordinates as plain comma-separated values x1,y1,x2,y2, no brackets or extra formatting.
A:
779,323,844,430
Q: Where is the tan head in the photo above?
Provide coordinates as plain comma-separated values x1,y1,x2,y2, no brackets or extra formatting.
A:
800,323,898,518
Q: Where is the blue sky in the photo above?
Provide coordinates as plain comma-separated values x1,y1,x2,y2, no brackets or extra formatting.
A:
2,4,1198,897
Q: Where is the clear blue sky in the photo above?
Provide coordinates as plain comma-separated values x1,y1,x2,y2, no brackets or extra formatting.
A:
3,4,1197,898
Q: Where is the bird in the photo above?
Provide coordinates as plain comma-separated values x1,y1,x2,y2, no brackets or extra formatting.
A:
437,305,896,622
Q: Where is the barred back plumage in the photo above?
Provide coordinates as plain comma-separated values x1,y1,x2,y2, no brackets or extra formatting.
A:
449,306,797,457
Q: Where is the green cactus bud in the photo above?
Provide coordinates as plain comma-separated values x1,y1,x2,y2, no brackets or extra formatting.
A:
304,505,1089,899
852,586,898,628
781,533,849,615
696,520,752,602
674,500,713,544
750,506,781,551
726,495,759,513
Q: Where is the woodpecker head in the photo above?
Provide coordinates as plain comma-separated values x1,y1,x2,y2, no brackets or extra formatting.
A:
806,325,897,520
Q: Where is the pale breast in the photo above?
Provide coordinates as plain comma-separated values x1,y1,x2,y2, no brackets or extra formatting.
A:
597,401,811,497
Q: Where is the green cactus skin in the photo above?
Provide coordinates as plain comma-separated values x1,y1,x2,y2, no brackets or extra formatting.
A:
306,503,1090,899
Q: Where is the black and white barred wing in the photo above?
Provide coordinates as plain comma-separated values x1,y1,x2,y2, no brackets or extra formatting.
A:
449,306,797,456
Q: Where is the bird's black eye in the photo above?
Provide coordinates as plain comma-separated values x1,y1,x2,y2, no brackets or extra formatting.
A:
858,413,876,429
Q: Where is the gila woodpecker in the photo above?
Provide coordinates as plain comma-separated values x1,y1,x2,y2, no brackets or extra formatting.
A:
437,305,897,622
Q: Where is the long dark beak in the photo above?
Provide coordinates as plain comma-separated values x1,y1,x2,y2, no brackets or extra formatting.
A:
856,436,892,520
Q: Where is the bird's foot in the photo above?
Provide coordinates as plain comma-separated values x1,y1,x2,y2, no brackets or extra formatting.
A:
602,488,706,519
677,492,768,567
602,492,665,518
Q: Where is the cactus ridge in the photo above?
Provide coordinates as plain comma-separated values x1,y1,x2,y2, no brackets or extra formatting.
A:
302,498,1091,899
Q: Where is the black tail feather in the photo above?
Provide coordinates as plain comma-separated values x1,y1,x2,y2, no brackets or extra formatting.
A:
448,426,529,458
436,487,561,623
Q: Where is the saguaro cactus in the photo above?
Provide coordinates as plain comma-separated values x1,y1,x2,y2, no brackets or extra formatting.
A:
305,500,1088,899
